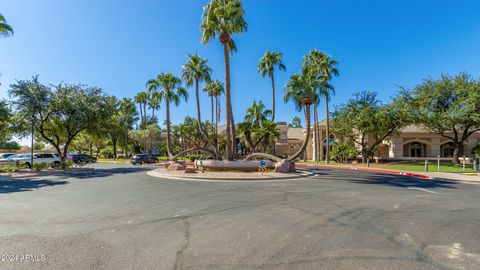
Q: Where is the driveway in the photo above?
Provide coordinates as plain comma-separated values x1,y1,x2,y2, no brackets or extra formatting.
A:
0,163,479,270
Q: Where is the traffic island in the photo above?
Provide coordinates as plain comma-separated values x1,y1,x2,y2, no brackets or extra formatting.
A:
147,166,314,182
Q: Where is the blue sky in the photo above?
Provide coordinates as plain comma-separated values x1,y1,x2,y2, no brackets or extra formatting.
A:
1,0,480,128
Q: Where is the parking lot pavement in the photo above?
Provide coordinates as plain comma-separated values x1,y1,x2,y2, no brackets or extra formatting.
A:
1,163,480,270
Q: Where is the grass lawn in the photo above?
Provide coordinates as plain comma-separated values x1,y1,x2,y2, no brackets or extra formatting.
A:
299,161,477,173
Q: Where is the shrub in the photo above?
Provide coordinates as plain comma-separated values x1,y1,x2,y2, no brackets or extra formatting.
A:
32,163,49,172
473,144,480,158
0,165,20,173
330,142,358,163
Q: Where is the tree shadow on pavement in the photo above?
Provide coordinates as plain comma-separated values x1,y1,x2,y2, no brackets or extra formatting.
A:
348,173,457,189
55,166,154,180
0,179,69,194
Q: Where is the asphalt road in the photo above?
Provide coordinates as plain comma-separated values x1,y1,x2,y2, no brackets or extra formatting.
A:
0,163,479,270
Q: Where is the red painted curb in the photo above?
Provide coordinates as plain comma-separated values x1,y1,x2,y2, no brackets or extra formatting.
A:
296,164,431,179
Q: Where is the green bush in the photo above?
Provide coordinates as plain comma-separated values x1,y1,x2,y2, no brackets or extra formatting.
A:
330,142,358,163
32,163,49,172
473,144,480,158
0,165,20,173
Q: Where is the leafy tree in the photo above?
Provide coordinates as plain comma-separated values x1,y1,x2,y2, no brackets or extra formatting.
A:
0,100,11,141
302,50,339,163
398,73,480,163
332,91,409,162
146,73,188,159
201,0,247,160
118,98,138,157
129,124,162,155
238,101,278,154
330,142,358,163
9,79,114,165
288,116,302,128
258,51,286,121
0,14,13,38
182,53,218,158
33,142,45,151
0,140,21,150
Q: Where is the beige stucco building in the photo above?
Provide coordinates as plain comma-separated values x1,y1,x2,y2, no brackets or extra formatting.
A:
275,121,480,161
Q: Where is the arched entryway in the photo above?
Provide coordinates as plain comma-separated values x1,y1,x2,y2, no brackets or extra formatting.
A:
403,141,429,157
440,142,455,157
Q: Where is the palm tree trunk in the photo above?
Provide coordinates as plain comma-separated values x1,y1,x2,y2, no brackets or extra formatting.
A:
165,95,174,159
325,98,330,163
288,104,311,161
138,102,143,127
313,103,319,162
211,96,214,124
223,44,233,160
143,102,147,126
229,100,236,158
195,79,218,159
215,96,219,152
271,72,275,121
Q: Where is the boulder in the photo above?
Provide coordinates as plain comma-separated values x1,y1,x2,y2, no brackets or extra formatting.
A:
165,160,186,169
166,162,186,172
184,166,196,173
274,159,296,173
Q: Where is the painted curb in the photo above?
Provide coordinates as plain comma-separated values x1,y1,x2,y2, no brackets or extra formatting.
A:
296,164,431,179
146,169,315,182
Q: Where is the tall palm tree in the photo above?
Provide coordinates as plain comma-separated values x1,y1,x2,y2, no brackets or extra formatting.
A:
182,53,218,158
284,73,318,161
147,89,160,120
0,14,13,37
201,0,247,160
303,50,339,163
203,80,224,148
119,98,138,158
146,73,188,159
244,100,271,128
134,92,148,127
257,51,286,121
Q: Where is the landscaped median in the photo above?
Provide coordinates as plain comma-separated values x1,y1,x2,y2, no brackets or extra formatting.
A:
147,165,314,182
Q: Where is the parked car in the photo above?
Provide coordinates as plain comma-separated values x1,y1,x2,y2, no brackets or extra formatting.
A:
70,154,97,164
10,153,61,168
0,153,17,167
131,154,158,165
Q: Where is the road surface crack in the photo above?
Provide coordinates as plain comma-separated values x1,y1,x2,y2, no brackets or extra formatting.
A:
173,217,191,270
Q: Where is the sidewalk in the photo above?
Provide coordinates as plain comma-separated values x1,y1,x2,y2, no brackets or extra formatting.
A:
425,172,480,184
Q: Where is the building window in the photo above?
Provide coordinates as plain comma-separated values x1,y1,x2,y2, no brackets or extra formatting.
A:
441,142,455,158
410,142,424,157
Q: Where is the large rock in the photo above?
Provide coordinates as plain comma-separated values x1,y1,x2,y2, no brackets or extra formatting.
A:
166,162,186,172
165,160,186,169
274,159,296,173
184,166,196,173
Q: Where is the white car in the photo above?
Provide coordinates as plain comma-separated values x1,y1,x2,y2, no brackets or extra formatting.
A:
10,153,61,168
0,153,17,167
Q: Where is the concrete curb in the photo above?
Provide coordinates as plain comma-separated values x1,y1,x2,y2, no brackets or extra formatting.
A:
296,164,431,179
146,169,315,182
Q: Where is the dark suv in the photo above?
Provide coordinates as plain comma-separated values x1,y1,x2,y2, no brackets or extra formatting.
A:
131,154,158,165
71,154,97,164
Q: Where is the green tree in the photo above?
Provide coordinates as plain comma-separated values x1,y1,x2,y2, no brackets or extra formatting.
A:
9,80,114,165
399,73,480,163
182,53,218,158
332,91,409,162
258,51,286,121
33,142,45,151
244,100,271,127
330,142,358,163
288,116,302,128
0,140,21,150
0,100,11,141
119,97,138,157
0,14,13,37
201,0,247,160
303,50,339,163
129,124,162,155
146,73,188,159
